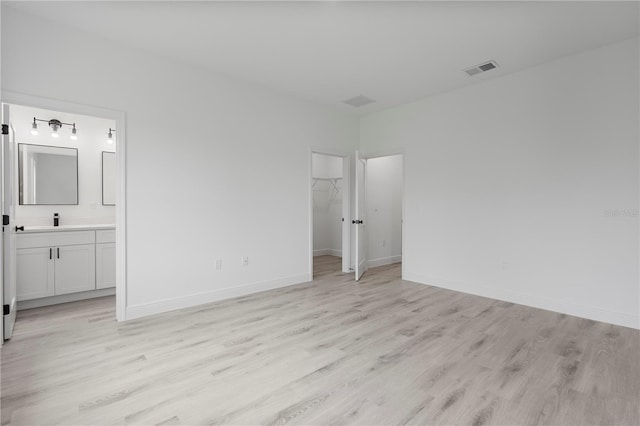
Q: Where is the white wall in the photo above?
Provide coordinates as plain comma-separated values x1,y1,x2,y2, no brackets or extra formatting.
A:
366,155,402,267
10,104,116,226
1,7,358,318
313,154,343,180
361,37,639,329
312,153,343,257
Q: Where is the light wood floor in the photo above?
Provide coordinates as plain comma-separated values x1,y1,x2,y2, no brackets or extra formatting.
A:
1,256,638,425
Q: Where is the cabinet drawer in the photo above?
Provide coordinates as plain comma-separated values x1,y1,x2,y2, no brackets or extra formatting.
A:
17,231,95,249
96,230,116,244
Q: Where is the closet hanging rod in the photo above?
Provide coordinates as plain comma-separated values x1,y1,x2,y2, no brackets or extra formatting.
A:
312,177,342,189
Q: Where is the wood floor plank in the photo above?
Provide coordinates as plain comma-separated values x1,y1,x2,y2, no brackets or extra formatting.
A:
1,256,638,425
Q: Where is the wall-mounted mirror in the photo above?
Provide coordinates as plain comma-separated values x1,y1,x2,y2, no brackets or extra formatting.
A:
18,143,78,205
102,151,116,206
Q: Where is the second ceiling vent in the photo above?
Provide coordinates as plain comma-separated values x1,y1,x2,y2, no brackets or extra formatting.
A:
463,60,499,77
343,95,376,108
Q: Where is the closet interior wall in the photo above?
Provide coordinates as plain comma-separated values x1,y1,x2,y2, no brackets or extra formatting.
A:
312,154,343,257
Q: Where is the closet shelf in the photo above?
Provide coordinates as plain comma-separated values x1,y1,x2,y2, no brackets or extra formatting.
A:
312,177,342,207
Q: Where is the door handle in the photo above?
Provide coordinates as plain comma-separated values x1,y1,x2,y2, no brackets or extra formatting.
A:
15,226,24,232
352,220,363,225
57,248,60,259
50,248,52,260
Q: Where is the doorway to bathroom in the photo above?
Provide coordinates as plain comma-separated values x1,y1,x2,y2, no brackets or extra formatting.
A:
1,94,126,343
311,151,350,280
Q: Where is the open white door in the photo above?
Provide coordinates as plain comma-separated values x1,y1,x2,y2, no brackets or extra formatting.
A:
354,151,367,281
2,103,17,340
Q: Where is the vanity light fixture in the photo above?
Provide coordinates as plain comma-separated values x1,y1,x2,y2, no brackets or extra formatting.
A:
30,118,39,136
31,117,78,141
107,128,116,144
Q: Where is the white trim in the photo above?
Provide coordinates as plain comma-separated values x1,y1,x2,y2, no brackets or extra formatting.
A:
18,288,115,310
0,91,127,322
126,273,311,320
308,150,313,281
313,249,342,257
356,256,367,280
404,272,640,330
368,255,402,268
360,148,405,160
341,157,351,273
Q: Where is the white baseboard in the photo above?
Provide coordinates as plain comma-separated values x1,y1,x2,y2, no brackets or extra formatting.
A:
314,249,342,257
125,273,311,321
18,287,116,310
368,255,402,268
403,272,640,330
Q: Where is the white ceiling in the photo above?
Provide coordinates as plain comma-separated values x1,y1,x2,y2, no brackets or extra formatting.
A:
5,1,639,114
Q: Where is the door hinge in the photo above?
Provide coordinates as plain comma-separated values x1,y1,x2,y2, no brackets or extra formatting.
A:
3,304,9,315
2,215,9,226
2,124,8,135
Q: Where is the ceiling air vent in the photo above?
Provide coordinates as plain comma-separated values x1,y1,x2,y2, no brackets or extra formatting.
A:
463,60,499,77
343,95,376,108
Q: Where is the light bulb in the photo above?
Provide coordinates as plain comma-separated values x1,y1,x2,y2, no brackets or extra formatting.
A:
107,129,114,144
49,120,61,138
31,119,38,136
70,125,78,141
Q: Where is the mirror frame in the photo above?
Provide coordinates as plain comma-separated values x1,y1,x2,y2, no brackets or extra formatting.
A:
18,143,79,206
102,151,116,206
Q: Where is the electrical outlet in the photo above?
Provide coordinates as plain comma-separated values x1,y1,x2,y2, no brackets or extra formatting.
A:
241,256,249,266
382,239,386,248
215,259,222,270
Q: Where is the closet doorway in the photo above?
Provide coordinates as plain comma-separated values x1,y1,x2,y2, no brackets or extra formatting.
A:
311,152,350,279
351,152,404,282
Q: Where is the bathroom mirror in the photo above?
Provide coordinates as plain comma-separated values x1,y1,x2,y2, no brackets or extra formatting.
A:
18,144,78,205
102,151,116,206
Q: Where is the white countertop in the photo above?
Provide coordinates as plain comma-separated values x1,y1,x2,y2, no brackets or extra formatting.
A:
19,224,115,233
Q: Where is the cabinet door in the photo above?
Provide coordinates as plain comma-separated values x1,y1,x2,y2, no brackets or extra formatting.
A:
54,244,96,295
96,243,116,289
16,248,55,301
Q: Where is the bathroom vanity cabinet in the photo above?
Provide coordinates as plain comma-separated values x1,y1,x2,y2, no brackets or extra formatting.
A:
96,230,116,289
16,227,115,305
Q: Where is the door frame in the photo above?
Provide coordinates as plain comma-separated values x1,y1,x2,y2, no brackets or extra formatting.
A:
309,147,351,276
354,150,367,281
1,91,127,322
2,115,18,342
359,149,406,279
